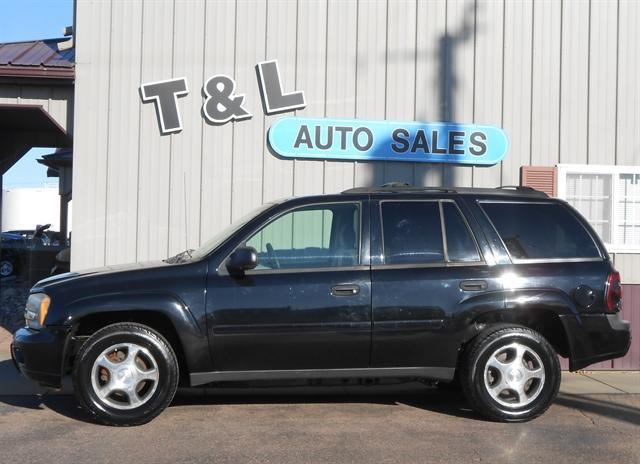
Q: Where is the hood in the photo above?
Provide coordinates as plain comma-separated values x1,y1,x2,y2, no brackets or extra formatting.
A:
33,260,169,289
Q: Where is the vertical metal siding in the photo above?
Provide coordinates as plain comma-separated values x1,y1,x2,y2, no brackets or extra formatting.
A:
104,1,143,265
530,0,561,167
354,0,386,188
73,0,112,268
323,0,357,194
500,0,533,187
414,0,447,188
384,0,417,185
73,0,640,290
292,0,328,196
231,0,267,221
442,0,475,188
614,284,640,370
616,0,640,166
168,0,206,256
200,0,236,241
559,0,589,165
262,0,297,203
471,0,504,189
136,0,174,262
613,254,640,285
587,0,618,165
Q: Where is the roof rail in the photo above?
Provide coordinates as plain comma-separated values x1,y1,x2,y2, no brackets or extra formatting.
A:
341,182,549,197
495,185,535,192
342,183,455,194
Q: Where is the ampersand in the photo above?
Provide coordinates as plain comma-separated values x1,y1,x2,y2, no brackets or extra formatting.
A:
202,75,252,124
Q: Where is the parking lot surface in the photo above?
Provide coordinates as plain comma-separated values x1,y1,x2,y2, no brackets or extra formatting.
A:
0,382,638,464
0,325,638,464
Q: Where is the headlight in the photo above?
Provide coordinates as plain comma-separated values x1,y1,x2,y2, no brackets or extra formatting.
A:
24,293,51,329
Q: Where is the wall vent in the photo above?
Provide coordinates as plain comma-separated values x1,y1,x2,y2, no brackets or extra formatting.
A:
520,166,557,197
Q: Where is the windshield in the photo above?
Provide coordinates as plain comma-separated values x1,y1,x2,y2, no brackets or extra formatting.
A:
189,202,277,260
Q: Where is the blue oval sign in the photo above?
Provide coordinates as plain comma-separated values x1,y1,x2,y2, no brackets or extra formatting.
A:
268,117,508,165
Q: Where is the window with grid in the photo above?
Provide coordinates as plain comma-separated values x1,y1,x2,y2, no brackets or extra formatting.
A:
559,165,640,253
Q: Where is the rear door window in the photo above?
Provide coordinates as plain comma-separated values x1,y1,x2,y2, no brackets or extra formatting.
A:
380,201,482,265
480,202,601,260
381,202,444,264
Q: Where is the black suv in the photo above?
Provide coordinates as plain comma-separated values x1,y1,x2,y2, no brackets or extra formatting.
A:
11,184,631,425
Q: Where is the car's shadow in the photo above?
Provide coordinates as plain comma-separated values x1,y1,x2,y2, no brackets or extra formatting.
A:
1,382,639,427
171,382,480,420
0,382,480,425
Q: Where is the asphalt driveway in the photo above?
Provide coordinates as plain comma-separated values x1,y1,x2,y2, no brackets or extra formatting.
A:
1,325,638,464
0,381,638,464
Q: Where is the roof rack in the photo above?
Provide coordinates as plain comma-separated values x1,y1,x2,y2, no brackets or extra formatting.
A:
341,182,548,197
342,182,455,194
495,185,536,192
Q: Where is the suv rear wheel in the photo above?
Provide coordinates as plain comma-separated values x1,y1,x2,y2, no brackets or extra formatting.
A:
72,322,179,426
460,325,560,422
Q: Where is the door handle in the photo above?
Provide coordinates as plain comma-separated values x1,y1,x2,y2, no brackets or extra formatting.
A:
460,280,488,291
331,284,360,296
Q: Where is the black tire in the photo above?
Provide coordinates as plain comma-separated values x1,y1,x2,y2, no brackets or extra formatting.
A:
0,257,15,277
72,322,179,426
460,324,560,422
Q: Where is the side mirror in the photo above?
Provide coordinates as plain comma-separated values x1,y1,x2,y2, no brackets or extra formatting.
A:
226,246,258,275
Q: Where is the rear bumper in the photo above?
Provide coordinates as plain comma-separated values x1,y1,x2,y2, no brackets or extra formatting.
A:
560,313,631,371
11,326,70,388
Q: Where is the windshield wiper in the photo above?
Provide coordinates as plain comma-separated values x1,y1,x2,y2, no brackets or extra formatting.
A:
164,248,195,264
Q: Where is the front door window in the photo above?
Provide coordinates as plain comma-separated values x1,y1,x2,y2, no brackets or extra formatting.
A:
245,202,361,270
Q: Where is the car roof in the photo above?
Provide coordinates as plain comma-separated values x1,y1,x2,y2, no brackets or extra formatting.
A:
340,182,549,199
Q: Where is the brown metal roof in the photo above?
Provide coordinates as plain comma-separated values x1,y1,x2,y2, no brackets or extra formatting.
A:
0,38,74,79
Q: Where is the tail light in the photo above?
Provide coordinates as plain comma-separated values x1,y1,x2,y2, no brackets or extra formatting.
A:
605,271,622,312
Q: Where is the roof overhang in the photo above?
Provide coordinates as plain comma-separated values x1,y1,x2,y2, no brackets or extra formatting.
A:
0,104,72,174
0,66,74,80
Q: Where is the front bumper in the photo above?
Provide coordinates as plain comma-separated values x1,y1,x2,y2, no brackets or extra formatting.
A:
560,313,631,371
11,326,70,388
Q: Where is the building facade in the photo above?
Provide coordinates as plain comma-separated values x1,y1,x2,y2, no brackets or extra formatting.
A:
71,0,639,368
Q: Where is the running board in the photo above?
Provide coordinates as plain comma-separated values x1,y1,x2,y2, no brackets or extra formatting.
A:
190,367,455,386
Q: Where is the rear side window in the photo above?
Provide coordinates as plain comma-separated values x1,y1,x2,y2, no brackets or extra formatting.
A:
442,202,481,262
481,202,601,260
381,202,444,264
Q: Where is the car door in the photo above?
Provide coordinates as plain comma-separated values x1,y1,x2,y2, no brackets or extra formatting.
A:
206,198,372,372
370,197,504,370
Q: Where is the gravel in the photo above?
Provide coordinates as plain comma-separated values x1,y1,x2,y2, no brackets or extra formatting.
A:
0,277,29,333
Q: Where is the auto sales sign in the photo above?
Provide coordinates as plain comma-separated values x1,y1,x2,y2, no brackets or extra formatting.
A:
268,118,507,166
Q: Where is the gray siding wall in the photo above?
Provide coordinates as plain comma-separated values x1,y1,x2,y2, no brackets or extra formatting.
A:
73,0,640,281
0,84,74,133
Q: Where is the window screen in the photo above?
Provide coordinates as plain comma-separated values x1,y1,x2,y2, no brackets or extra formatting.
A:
381,202,444,264
481,202,601,260
442,202,481,262
566,173,612,243
616,174,640,247
246,203,360,270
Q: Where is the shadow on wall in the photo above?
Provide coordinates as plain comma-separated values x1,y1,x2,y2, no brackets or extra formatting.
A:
362,1,478,188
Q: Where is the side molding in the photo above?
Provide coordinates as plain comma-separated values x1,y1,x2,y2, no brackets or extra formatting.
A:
190,366,455,386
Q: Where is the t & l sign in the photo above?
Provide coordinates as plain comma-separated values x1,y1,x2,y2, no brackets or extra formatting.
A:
139,60,305,135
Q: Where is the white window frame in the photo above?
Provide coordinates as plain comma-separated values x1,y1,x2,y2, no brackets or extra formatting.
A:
557,164,640,254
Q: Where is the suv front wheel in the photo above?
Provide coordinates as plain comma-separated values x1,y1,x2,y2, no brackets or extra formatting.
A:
460,325,561,422
72,322,179,426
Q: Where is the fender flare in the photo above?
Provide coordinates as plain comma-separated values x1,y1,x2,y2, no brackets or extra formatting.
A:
59,292,208,376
